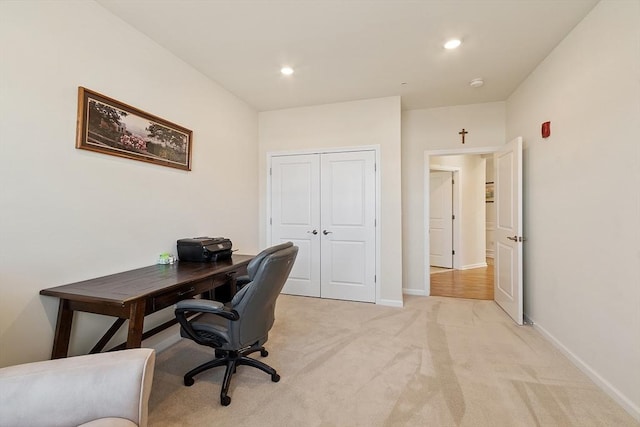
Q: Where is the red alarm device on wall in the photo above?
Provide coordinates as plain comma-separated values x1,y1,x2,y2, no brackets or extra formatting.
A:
541,121,551,138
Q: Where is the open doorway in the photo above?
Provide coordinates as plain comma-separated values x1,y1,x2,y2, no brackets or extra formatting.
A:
425,139,524,324
425,147,499,300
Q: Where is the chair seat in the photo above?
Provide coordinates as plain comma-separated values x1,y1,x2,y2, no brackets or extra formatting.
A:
187,313,230,344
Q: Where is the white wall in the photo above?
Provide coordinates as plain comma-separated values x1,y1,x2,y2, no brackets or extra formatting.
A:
0,1,259,366
402,103,505,293
258,97,403,305
430,154,487,269
506,0,640,418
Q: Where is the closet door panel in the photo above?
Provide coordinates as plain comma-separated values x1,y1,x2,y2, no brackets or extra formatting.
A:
271,154,321,297
320,151,376,303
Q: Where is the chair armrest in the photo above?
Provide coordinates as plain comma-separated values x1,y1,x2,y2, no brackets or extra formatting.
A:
175,299,240,346
175,298,224,313
235,274,251,288
175,299,239,320
0,348,155,427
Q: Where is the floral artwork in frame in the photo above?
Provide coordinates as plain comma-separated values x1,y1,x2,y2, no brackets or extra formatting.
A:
76,87,192,171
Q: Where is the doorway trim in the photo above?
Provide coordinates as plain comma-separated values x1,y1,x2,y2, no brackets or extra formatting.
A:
424,146,503,296
266,145,382,303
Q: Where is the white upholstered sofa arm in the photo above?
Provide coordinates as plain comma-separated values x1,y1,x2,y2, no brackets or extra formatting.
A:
0,348,155,427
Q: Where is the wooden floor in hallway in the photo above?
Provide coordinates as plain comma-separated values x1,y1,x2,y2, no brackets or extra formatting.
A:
430,259,494,300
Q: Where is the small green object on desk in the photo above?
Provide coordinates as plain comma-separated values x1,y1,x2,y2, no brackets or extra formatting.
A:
158,253,174,264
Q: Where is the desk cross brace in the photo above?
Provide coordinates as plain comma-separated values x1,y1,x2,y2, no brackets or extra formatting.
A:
91,314,201,353
90,318,126,354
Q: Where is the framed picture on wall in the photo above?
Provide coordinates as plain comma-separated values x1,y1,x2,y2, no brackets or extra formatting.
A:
76,87,192,171
485,182,495,203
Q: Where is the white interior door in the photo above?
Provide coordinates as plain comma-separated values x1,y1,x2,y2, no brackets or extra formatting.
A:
320,151,376,303
429,171,453,268
494,137,523,325
271,155,321,297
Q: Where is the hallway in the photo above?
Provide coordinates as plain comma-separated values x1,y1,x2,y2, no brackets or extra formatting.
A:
430,259,494,300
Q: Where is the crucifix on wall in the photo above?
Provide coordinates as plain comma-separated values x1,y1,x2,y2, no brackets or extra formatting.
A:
458,128,468,144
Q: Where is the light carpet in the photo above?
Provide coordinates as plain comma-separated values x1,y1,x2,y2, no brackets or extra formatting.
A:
148,295,637,426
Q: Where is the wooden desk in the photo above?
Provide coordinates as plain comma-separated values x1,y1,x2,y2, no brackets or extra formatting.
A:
40,255,252,359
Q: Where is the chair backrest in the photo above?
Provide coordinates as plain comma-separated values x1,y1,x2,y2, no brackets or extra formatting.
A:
230,244,298,347
245,241,293,279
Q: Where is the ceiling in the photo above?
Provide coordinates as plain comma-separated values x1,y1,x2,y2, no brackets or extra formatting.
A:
96,0,598,112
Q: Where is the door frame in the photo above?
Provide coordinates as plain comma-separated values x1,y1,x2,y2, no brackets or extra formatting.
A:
424,146,504,296
266,145,381,303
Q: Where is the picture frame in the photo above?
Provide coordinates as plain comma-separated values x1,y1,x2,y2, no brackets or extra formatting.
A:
485,182,495,203
76,87,192,171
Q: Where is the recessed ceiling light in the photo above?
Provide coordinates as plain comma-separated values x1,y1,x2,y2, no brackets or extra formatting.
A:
280,66,294,76
444,39,461,50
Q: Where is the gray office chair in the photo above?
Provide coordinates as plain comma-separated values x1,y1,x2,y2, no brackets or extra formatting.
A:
175,243,298,406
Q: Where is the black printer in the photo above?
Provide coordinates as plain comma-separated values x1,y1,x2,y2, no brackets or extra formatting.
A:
176,237,232,262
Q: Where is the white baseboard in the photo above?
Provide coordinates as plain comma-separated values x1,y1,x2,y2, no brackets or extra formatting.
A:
376,298,404,307
143,324,181,354
150,334,181,354
403,288,428,296
459,262,487,270
531,319,640,422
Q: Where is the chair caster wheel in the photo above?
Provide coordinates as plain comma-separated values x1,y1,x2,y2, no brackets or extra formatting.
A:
260,349,269,357
271,373,280,382
221,395,231,406
184,377,194,387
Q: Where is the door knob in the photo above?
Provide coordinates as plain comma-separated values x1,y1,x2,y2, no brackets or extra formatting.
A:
322,230,332,235
307,229,318,235
507,235,518,241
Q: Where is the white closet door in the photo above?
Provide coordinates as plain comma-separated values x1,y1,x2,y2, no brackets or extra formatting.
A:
320,151,376,303
271,155,321,297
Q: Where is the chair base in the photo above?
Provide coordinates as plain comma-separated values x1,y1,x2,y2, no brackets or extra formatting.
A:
183,344,280,406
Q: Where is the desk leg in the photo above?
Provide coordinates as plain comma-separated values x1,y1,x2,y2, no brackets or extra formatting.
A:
228,273,238,296
51,299,73,359
126,301,146,348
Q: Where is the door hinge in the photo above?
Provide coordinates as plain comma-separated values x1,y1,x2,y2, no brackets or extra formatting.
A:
452,214,455,220
452,250,455,255
270,218,272,225
374,163,377,172
374,218,377,227
270,167,272,176
374,275,377,283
